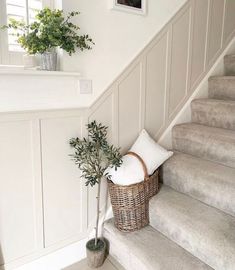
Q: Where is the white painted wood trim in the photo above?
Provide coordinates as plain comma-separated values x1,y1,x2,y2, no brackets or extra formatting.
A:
0,68,81,77
11,239,88,270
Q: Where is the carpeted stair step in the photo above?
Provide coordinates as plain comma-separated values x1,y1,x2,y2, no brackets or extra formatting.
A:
104,219,212,270
191,98,235,130
149,185,235,270
172,123,235,168
209,76,235,100
161,152,235,217
224,55,235,75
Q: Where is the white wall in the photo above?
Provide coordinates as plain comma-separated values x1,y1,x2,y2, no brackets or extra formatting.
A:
61,0,187,103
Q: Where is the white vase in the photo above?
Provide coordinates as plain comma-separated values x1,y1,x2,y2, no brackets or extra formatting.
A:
23,54,37,69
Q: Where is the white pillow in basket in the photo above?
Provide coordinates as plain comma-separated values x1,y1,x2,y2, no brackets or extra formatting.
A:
130,129,173,175
106,129,173,185
106,154,145,186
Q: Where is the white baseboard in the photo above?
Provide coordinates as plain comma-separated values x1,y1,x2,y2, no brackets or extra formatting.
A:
14,207,114,270
10,238,87,270
158,36,235,149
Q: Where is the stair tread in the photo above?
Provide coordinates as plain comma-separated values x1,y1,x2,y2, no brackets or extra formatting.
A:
104,219,212,270
172,123,235,168
209,75,235,79
162,152,235,217
149,185,235,270
173,122,235,140
192,98,235,106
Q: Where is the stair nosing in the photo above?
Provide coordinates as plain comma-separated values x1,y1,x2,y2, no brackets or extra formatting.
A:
173,122,235,135
191,98,235,105
162,151,235,217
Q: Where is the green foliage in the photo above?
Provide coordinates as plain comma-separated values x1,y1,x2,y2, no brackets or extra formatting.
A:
70,121,122,187
1,8,94,55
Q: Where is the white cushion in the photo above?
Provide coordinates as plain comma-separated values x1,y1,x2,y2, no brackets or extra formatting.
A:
105,129,173,185
130,129,173,175
106,155,145,186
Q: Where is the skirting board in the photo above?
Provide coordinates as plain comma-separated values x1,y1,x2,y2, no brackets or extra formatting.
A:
11,207,114,270
11,238,88,270
158,35,235,149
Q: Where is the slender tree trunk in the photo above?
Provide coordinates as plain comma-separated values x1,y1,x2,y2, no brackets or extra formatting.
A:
95,179,101,246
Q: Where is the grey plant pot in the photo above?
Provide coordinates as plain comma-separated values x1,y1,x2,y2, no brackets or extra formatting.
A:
40,51,57,71
86,238,106,268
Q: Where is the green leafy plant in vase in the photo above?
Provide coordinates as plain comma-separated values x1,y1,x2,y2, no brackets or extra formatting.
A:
70,121,122,268
1,8,94,70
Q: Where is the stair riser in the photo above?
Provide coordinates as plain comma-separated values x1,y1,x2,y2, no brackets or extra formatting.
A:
172,126,235,168
209,77,235,100
103,230,133,270
191,102,235,130
162,154,235,217
224,56,235,76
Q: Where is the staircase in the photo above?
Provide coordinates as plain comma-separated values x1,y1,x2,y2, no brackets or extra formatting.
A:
104,55,235,270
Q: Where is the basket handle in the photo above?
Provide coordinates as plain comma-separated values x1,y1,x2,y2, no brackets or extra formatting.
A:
126,151,149,180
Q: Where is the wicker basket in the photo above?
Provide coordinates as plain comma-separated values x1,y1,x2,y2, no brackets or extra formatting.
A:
145,169,159,199
107,151,159,232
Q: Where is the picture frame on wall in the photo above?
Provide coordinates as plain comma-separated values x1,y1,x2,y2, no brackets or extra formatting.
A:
111,0,147,15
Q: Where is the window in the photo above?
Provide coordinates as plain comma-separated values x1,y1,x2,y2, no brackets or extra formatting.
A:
0,0,53,65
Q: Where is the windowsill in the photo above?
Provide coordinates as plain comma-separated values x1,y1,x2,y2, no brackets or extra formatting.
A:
0,65,81,77
0,64,92,113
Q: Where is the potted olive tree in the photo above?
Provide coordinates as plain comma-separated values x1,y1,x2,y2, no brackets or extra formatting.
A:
1,8,94,70
70,121,122,268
